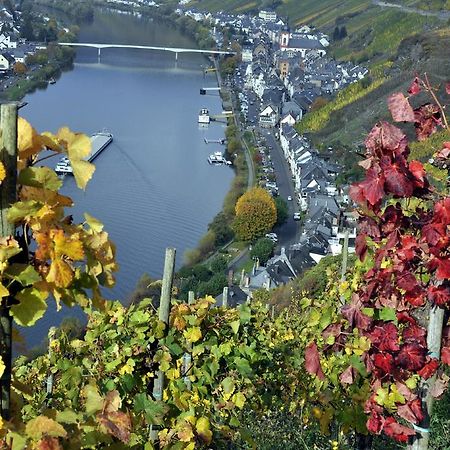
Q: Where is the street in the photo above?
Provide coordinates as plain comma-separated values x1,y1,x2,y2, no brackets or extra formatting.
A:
263,129,301,248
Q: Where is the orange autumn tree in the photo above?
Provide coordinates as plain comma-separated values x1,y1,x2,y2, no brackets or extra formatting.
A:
233,187,277,241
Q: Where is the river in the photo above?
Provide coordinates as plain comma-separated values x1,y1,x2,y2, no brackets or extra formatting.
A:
19,8,233,349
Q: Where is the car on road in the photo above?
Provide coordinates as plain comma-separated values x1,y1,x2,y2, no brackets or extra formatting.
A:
287,196,292,201
293,212,301,221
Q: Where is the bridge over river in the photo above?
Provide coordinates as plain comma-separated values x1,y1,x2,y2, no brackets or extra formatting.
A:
59,42,236,61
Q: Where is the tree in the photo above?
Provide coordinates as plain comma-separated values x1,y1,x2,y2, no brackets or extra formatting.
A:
274,197,288,226
210,255,228,274
208,212,234,247
233,187,277,241
250,238,275,265
13,62,27,75
333,26,340,41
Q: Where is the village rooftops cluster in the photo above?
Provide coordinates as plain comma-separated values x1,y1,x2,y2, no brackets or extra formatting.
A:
0,9,48,74
185,6,363,302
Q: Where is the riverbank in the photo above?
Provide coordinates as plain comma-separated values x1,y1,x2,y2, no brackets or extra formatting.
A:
4,43,76,101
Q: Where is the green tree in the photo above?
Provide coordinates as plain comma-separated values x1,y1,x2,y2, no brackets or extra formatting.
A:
274,197,288,226
210,255,228,274
208,212,234,247
250,238,275,265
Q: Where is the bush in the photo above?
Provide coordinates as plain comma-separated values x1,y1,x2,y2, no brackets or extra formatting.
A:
250,238,275,265
210,255,228,273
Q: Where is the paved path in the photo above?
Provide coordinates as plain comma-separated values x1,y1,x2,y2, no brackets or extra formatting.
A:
372,0,450,19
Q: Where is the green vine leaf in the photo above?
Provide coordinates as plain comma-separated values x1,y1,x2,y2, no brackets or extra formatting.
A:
11,287,48,326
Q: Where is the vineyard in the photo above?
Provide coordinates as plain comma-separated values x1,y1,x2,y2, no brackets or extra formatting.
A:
0,76,448,449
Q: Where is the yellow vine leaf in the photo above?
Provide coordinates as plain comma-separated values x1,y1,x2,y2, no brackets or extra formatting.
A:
67,133,91,160
196,417,212,444
0,162,5,183
184,326,202,343
52,229,84,260
0,237,21,273
25,416,67,440
46,259,74,288
0,356,5,379
84,213,104,233
232,392,246,409
71,159,95,190
18,117,42,159
0,282,9,298
177,421,194,442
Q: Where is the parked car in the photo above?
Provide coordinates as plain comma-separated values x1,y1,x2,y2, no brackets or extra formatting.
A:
265,233,278,242
293,212,301,221
287,196,292,201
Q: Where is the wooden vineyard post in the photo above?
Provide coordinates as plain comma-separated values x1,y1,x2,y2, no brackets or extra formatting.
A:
409,306,445,450
0,103,17,420
222,286,228,308
150,247,176,443
182,290,195,391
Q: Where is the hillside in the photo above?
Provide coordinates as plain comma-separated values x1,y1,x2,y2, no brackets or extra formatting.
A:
306,28,450,150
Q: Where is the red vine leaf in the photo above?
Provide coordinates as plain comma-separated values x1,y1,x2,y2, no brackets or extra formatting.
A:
388,93,415,122
305,342,325,380
365,122,408,157
402,324,427,347
341,294,372,330
430,373,449,399
408,160,427,188
373,353,395,376
340,365,356,385
408,78,421,96
397,399,424,424
355,233,368,261
446,82,450,95
434,258,450,280
369,323,400,352
383,162,414,198
428,286,450,307
442,347,450,366
367,411,385,434
396,343,427,371
383,417,416,443
414,104,441,141
359,167,386,206
417,358,439,380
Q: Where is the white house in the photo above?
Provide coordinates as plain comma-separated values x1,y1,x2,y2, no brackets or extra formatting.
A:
279,31,326,58
0,52,15,70
0,33,17,50
259,104,278,128
258,10,277,22
241,46,253,62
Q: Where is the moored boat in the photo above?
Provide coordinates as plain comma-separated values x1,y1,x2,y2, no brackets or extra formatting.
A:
198,108,210,124
208,151,232,165
54,132,113,174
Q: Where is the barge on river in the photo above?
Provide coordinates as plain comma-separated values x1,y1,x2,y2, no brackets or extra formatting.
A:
55,132,113,174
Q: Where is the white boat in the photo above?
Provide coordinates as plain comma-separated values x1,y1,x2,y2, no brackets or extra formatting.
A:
208,151,232,165
55,132,113,174
198,108,210,124
54,157,72,173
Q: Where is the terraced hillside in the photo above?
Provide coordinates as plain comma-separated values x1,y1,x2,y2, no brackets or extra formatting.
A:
172,0,449,175
307,28,450,149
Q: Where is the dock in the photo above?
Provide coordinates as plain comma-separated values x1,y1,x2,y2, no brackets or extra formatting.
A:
204,138,226,145
200,87,221,95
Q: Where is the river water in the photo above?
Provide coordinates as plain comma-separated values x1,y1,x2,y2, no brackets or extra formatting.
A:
20,9,233,348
